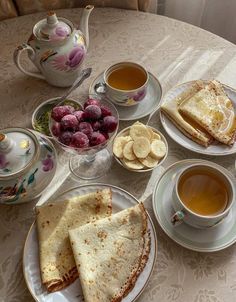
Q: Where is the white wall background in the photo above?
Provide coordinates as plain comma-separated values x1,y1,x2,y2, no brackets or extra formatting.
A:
158,0,236,44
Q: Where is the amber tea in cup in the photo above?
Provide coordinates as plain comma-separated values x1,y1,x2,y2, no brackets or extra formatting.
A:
107,65,147,91
96,62,149,107
178,167,229,216
171,163,234,228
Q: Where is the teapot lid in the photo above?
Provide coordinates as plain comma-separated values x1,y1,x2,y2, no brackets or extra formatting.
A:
34,11,72,41
0,128,39,179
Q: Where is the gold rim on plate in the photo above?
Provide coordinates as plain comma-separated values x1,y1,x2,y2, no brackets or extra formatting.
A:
23,183,157,302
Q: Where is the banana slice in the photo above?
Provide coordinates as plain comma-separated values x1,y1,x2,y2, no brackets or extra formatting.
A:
152,131,161,140
113,136,132,158
123,141,136,160
133,137,151,158
130,124,151,141
139,155,159,168
147,127,154,140
122,158,144,170
133,121,143,126
150,139,167,159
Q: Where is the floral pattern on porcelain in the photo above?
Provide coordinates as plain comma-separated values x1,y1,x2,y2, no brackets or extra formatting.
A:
6,8,236,302
0,132,35,177
27,29,87,87
0,148,32,173
131,87,147,101
13,7,94,87
0,154,9,170
49,25,71,41
42,154,54,172
51,45,85,72
125,87,147,105
0,133,57,204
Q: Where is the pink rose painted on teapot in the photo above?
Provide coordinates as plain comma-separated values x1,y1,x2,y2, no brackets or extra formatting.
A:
51,46,85,71
13,6,94,87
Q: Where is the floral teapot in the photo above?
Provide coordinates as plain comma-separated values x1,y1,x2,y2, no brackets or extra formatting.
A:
13,5,94,87
0,128,57,204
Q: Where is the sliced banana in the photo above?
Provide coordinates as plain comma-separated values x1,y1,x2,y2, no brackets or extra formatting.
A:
114,122,167,171
130,124,151,141
150,139,167,159
123,141,136,160
147,127,154,140
133,137,151,159
113,136,132,158
152,131,161,141
122,158,145,170
133,121,143,126
139,155,159,168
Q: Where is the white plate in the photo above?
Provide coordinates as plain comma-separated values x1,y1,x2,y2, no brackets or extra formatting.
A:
160,81,236,156
23,184,157,302
152,159,236,252
89,72,162,121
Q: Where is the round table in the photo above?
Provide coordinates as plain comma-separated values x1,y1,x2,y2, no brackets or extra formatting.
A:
1,7,236,302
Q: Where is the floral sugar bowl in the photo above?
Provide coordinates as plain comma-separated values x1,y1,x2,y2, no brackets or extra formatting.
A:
13,6,94,87
0,128,57,204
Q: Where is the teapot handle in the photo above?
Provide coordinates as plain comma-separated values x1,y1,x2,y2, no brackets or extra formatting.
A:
13,43,45,80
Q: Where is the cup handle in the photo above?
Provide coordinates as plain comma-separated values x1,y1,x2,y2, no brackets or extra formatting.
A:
13,43,45,80
171,210,185,226
94,82,107,94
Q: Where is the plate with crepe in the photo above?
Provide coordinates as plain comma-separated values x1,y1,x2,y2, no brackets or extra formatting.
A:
160,80,236,155
23,184,157,302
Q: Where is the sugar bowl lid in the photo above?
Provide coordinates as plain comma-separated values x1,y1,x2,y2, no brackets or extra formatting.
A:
0,128,39,179
33,11,72,41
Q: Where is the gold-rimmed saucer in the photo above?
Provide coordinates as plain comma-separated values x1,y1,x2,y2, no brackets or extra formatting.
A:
152,159,236,252
89,71,162,121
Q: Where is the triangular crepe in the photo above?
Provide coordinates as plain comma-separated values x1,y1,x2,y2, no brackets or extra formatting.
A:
69,203,150,302
161,80,214,146
179,80,236,145
36,189,112,292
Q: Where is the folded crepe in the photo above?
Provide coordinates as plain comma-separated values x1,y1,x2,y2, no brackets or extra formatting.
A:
69,203,150,302
36,189,112,293
161,80,214,146
179,80,236,145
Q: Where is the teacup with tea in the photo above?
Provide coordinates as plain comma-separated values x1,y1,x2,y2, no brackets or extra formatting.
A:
94,62,149,106
171,163,235,228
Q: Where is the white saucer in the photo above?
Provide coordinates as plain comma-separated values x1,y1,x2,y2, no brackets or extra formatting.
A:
89,72,162,121
152,159,236,252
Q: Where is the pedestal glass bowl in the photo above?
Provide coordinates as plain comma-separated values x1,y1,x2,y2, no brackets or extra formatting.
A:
49,94,119,180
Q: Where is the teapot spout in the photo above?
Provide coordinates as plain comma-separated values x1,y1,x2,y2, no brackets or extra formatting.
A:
79,5,94,48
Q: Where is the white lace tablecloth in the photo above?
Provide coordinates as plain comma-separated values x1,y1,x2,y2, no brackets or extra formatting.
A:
1,7,236,302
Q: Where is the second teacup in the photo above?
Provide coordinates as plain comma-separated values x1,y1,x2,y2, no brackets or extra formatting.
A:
94,62,149,106
171,163,235,229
